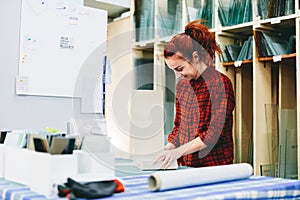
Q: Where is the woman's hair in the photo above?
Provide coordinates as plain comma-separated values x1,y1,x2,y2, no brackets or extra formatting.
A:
164,20,221,66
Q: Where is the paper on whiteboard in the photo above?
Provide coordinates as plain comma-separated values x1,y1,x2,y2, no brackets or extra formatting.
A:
16,76,29,94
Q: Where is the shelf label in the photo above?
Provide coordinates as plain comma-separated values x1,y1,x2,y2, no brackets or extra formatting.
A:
139,41,147,47
215,24,222,32
271,18,281,24
163,36,172,42
273,55,282,62
253,16,260,28
234,61,243,67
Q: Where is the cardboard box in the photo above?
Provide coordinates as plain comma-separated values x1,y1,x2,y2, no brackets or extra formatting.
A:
4,147,77,197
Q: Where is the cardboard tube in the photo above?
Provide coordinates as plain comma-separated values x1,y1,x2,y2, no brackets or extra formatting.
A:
148,163,253,191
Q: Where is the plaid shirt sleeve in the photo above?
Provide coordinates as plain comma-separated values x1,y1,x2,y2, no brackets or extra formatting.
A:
198,73,235,147
168,88,181,147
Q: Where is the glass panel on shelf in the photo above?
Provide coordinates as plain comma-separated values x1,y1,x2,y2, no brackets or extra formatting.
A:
186,0,213,28
254,30,296,57
278,109,298,179
218,0,252,27
263,104,279,177
257,0,295,20
220,35,253,63
157,0,182,38
134,0,155,42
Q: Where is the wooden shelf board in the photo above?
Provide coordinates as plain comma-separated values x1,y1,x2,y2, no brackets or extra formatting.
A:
220,22,254,34
258,53,296,62
259,14,298,28
222,59,253,67
134,40,155,49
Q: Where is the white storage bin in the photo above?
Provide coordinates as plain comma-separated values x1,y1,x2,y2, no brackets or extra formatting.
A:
4,147,77,197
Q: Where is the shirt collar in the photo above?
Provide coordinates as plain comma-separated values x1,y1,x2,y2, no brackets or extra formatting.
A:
190,66,215,84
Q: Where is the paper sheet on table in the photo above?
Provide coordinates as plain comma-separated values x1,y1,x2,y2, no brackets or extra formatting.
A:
148,163,253,191
133,157,178,170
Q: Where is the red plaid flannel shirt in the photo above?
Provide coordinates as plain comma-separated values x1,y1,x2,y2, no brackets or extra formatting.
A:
168,66,235,167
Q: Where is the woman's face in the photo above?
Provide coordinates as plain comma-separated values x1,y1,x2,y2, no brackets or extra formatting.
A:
165,55,200,81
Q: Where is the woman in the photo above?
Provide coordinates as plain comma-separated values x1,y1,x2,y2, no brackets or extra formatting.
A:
153,20,235,168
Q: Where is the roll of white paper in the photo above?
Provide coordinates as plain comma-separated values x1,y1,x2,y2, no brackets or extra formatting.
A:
148,163,253,191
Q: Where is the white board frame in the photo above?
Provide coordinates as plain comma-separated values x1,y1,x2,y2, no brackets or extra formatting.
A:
17,0,107,100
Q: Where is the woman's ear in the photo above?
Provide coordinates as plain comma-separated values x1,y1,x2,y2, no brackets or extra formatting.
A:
192,51,199,63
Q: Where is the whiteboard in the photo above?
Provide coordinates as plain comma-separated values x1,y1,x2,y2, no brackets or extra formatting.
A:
17,0,107,100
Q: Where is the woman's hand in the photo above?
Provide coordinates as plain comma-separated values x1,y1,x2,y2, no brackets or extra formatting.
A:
153,137,206,168
152,148,182,169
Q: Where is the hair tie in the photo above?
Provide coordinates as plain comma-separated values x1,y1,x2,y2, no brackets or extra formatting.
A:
184,28,192,36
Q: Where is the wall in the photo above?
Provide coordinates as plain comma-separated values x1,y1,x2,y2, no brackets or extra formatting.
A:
0,1,100,133
106,17,134,158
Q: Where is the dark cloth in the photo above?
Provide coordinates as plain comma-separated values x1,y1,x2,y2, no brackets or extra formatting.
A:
168,66,235,167
58,178,124,199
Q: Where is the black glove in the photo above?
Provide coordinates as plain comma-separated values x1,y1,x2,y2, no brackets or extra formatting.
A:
67,178,117,199
58,177,121,199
